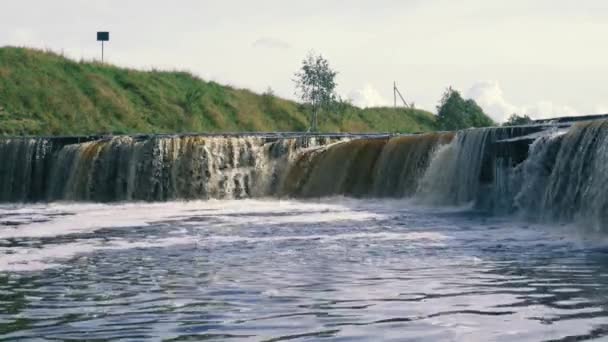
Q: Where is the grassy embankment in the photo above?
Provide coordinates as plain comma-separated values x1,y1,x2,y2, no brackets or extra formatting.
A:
0,47,438,136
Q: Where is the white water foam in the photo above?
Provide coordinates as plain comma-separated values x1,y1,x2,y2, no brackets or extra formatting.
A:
0,199,384,240
0,236,194,272
203,231,448,245
0,199,390,271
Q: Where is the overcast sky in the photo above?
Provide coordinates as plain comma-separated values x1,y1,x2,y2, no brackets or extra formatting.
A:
2,0,607,121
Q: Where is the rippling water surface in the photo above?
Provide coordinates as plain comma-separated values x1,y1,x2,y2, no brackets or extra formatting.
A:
1,199,608,341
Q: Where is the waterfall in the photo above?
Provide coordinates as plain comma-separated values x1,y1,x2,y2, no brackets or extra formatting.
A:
279,133,454,198
0,138,54,202
372,133,454,197
0,133,453,202
415,126,542,206
0,135,336,202
412,119,608,230
538,120,608,226
507,132,563,218
509,120,608,229
3,120,608,230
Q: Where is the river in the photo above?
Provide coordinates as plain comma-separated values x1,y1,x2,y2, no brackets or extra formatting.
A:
1,199,607,341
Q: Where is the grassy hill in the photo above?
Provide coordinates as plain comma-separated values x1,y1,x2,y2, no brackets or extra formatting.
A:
0,47,438,136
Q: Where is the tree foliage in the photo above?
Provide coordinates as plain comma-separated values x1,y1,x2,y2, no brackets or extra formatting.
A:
503,113,533,126
436,87,494,130
293,52,338,131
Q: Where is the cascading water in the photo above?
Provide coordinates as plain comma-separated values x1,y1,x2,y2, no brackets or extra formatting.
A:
280,133,454,198
511,132,565,217
0,138,54,202
0,135,337,202
0,133,454,202
416,129,490,205
415,126,544,207
508,120,608,229
412,119,608,229
2,120,608,229
538,120,608,226
372,133,454,197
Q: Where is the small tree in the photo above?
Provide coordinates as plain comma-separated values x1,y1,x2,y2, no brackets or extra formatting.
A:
503,113,533,126
293,52,338,132
437,87,494,130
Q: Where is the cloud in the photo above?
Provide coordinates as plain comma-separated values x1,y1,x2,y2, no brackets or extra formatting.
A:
252,37,291,50
348,84,389,108
465,80,581,122
465,81,518,122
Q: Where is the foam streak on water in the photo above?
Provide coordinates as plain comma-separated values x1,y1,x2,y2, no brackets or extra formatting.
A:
1,199,608,341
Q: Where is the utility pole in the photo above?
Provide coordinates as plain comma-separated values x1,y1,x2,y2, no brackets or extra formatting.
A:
393,81,397,108
393,82,410,108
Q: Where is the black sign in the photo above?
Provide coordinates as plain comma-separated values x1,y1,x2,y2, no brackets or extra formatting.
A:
97,32,109,41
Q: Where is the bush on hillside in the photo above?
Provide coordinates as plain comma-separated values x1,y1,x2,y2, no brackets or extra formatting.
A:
503,113,533,126
436,87,494,130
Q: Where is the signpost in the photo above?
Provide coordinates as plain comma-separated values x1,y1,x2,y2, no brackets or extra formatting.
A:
96,31,109,62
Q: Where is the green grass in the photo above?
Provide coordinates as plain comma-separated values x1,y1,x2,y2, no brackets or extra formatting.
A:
0,47,438,136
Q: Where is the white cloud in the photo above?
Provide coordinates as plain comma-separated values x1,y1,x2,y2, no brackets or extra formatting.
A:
348,84,389,108
465,81,519,122
465,80,581,122
252,37,291,50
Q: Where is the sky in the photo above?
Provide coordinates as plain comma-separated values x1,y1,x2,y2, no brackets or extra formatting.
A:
2,0,607,122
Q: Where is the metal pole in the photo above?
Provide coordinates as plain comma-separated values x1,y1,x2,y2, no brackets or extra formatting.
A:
101,41,104,63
